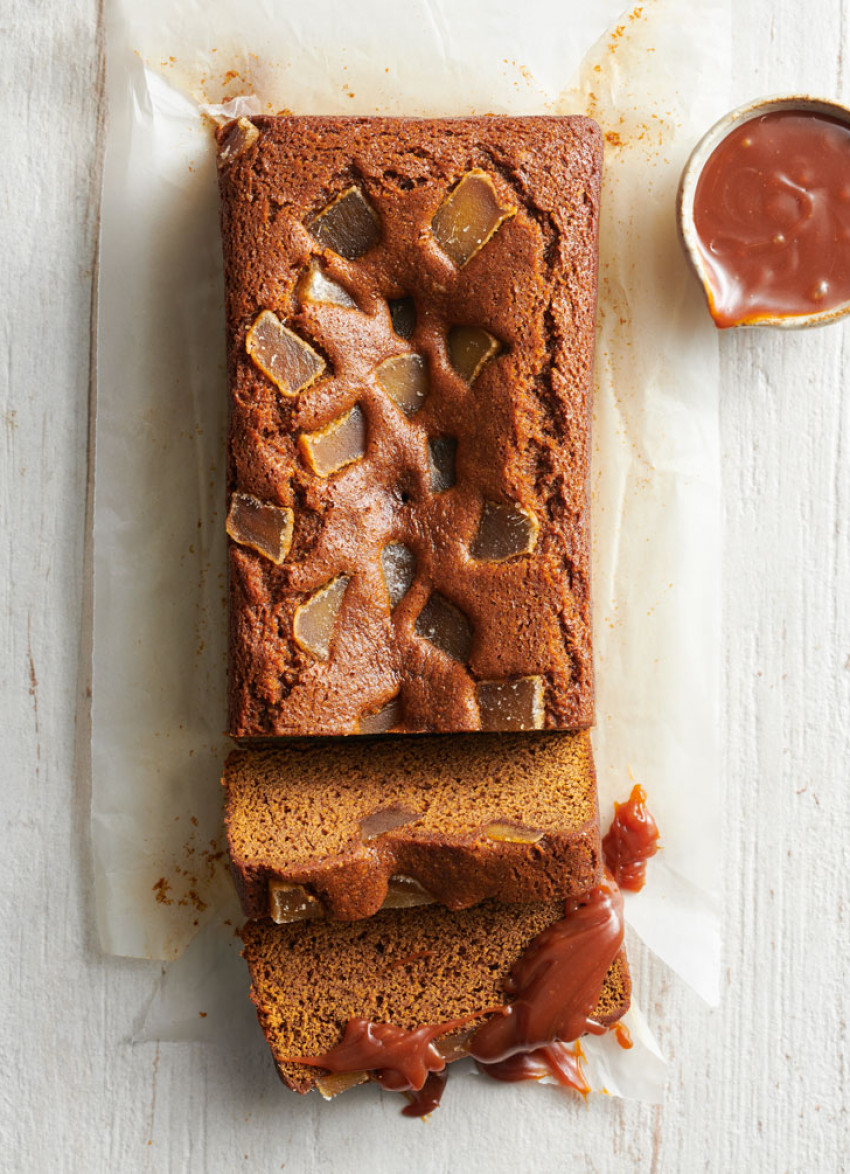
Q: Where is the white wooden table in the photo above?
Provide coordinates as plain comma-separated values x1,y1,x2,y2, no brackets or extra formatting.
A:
2,2,849,1170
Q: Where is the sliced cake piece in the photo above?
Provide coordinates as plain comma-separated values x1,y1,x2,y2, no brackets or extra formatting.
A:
224,732,602,922
242,887,630,1100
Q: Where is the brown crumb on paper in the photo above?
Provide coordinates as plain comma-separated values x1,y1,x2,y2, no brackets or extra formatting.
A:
185,889,208,913
607,5,647,56
151,831,226,913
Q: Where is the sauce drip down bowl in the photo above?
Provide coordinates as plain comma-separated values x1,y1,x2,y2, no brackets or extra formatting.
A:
678,95,850,330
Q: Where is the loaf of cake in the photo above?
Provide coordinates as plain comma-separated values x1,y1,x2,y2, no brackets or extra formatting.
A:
224,731,603,921
216,115,601,736
242,887,630,1099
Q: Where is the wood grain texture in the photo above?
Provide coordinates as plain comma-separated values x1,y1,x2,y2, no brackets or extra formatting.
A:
1,1,848,1170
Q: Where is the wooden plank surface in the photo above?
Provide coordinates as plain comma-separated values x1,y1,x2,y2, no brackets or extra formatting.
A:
1,1,848,1170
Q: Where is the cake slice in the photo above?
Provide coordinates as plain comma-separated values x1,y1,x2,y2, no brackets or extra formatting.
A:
224,732,602,922
217,115,601,736
242,889,630,1101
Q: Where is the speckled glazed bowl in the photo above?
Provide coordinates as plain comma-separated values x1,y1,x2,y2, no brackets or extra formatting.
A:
678,94,850,329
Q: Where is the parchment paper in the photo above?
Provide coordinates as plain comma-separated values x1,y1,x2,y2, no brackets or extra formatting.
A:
95,0,730,1104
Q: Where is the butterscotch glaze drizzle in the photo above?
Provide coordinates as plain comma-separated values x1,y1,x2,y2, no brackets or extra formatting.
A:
469,877,624,1064
288,878,626,1114
401,1071,448,1118
602,783,660,892
613,1022,633,1050
476,1039,591,1097
291,1010,495,1094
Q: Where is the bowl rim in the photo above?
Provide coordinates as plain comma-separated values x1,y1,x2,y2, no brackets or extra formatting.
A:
677,93,850,330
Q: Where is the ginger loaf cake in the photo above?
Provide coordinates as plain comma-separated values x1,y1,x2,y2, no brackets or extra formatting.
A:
224,731,603,921
242,887,630,1100
216,115,602,736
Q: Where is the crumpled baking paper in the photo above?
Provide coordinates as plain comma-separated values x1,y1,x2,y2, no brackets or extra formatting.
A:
95,0,729,1104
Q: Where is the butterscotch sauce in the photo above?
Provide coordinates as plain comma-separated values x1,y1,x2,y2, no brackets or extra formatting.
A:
291,1011,494,1094
602,783,660,892
613,1022,633,1050
693,109,850,327
401,1070,448,1118
476,1040,591,1098
290,878,624,1113
469,877,625,1064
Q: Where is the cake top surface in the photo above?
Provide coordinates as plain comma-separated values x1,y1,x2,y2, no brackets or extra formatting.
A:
219,116,601,735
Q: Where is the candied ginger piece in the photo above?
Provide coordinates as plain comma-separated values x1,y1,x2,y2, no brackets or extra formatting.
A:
447,325,500,383
269,880,324,924
414,592,473,663
375,354,429,418
217,117,259,169
470,501,538,562
483,820,545,844
246,310,325,397
298,261,357,309
358,695,403,735
381,875,435,910
225,493,293,564
427,436,457,493
431,170,516,268
380,543,416,609
435,1028,476,1062
476,676,545,732
316,1071,370,1099
299,404,366,478
359,802,422,840
308,186,381,259
388,296,417,340
292,575,350,661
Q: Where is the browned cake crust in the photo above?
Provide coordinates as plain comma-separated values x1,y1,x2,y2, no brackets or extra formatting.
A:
242,902,630,1095
217,115,601,736
224,732,602,920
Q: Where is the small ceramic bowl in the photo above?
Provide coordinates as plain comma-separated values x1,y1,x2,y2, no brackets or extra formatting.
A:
677,94,850,329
